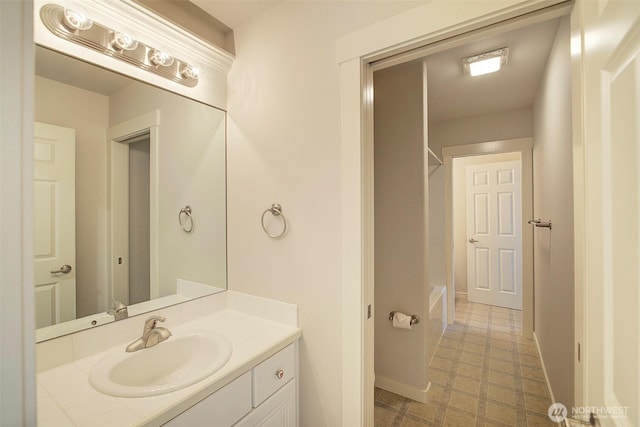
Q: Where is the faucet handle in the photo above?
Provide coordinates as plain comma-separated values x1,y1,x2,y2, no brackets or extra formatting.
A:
144,315,166,329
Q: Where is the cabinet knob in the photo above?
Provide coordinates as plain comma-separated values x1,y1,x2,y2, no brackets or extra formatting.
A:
275,369,285,380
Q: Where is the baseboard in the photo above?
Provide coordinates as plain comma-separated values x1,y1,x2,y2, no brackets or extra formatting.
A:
533,332,556,404
455,291,468,301
375,375,429,404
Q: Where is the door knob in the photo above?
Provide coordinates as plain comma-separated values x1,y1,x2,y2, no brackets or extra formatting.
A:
468,238,479,244
50,264,72,274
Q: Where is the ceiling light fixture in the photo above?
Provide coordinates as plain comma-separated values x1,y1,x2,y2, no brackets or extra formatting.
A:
461,47,509,77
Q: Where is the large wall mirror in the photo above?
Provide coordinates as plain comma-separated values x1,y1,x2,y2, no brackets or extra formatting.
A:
34,45,227,342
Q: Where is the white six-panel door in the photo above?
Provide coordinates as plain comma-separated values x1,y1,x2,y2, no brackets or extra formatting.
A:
466,160,522,310
33,122,76,328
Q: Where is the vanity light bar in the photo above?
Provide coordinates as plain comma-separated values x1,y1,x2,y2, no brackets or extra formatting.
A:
40,3,199,87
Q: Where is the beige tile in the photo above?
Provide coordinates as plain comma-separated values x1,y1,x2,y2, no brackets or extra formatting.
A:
520,364,546,381
463,342,486,355
442,409,476,426
407,401,438,421
524,393,552,414
490,338,513,351
400,417,430,427
517,342,539,356
521,378,549,398
427,383,445,404
485,401,518,425
468,326,489,337
490,348,514,362
488,370,517,389
448,390,479,414
489,358,514,373
439,337,464,349
526,411,557,426
519,353,543,368
374,404,397,427
491,331,513,341
487,384,517,406
378,390,406,410
434,346,458,360
453,375,481,395
457,362,484,379
429,368,450,386
430,356,454,371
460,351,484,367
465,333,487,345
481,420,511,427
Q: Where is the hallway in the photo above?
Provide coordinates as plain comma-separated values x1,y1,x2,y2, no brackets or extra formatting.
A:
374,300,555,426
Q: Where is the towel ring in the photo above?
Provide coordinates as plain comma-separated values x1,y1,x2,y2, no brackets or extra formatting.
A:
261,203,287,238
178,205,194,233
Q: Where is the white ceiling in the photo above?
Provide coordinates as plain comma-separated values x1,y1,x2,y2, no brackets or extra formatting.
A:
424,18,562,123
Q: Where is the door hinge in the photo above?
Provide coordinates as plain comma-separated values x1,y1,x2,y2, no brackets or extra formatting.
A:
367,304,372,319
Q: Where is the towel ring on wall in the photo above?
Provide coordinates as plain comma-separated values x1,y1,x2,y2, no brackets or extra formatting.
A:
178,205,194,233
261,203,287,238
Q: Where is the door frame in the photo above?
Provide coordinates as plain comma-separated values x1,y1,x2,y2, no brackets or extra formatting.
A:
107,110,160,305
338,2,572,424
443,139,533,336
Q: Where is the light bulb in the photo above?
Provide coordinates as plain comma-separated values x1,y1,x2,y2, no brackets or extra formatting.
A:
111,32,138,51
180,64,200,80
149,49,174,67
63,7,93,31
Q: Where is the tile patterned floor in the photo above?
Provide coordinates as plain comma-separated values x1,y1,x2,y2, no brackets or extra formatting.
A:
374,300,556,426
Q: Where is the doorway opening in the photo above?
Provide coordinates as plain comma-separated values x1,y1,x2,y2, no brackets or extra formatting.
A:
367,6,565,424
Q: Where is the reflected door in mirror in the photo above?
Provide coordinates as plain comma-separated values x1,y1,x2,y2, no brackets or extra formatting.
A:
34,122,77,328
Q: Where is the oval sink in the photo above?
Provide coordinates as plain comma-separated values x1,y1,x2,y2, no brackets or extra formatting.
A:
89,329,232,397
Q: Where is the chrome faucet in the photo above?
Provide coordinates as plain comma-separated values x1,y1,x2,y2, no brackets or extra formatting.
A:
126,315,172,352
107,300,128,320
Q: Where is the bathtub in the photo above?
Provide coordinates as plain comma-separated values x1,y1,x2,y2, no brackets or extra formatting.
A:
427,285,447,365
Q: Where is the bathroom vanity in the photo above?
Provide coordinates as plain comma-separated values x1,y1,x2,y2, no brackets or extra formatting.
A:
36,291,301,426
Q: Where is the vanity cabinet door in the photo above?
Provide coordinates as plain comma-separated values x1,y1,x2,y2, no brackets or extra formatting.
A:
234,379,296,427
252,344,295,406
163,372,252,427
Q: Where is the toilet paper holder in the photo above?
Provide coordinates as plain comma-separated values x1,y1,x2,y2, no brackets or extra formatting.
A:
389,311,420,325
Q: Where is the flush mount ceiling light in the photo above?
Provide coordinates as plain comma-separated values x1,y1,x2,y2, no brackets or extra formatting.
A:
40,3,199,87
461,47,509,77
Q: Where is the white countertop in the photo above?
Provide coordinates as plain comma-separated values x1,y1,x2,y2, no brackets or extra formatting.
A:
37,309,301,427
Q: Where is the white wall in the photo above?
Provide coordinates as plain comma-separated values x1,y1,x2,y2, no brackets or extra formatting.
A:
532,16,574,407
452,152,521,295
109,82,227,296
429,165,445,288
373,63,429,399
34,76,110,318
429,108,533,157
226,2,427,424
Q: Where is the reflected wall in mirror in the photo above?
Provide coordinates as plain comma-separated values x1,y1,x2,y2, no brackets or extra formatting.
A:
34,46,227,342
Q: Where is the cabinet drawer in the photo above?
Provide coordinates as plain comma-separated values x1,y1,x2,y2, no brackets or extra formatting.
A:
164,371,252,427
252,344,295,407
